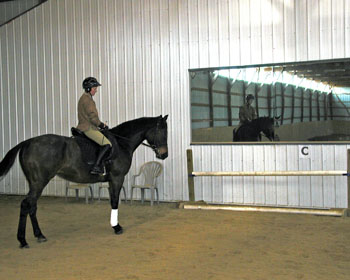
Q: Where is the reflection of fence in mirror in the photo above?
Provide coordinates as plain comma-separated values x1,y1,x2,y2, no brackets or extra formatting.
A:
190,60,350,143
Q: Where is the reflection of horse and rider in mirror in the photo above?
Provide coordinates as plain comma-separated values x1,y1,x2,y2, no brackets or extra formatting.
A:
191,61,350,143
233,94,280,142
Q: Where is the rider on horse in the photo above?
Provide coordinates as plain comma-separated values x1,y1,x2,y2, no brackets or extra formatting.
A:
76,77,112,175
239,94,257,126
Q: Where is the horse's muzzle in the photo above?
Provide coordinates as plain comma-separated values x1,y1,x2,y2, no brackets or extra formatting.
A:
156,146,168,160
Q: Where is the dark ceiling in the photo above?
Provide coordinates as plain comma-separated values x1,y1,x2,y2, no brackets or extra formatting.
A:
265,60,350,88
191,58,350,90
0,0,46,27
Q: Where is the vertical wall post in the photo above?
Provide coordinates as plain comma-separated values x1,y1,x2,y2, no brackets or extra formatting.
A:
267,84,272,117
324,93,328,120
317,91,320,121
301,88,304,122
309,89,313,122
255,84,260,118
226,78,233,126
329,92,333,120
208,72,214,127
281,84,285,125
187,149,195,202
347,149,350,210
291,86,295,123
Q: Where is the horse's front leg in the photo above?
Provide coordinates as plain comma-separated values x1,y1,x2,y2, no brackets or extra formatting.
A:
108,177,124,235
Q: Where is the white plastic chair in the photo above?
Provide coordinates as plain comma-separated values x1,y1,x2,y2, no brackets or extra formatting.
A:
65,181,93,204
130,161,163,206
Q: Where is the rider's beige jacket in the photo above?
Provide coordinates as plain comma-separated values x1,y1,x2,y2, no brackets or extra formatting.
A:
76,92,103,132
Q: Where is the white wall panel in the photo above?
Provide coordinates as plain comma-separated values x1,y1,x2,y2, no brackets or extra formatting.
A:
243,145,254,203
250,0,262,63
276,145,288,205
0,0,349,208
272,0,285,62
319,0,332,59
346,1,350,57
228,0,241,65
261,0,273,63
310,145,323,207
307,0,320,60
284,0,296,61
239,0,251,65
253,145,265,204
264,145,276,205
295,0,308,61
335,145,348,207
286,145,299,206
332,0,345,58
231,145,243,203
191,145,348,208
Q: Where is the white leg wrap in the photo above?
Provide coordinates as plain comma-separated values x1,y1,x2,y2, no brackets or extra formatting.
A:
110,209,119,227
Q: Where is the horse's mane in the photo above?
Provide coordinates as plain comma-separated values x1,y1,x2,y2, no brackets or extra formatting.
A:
109,117,158,138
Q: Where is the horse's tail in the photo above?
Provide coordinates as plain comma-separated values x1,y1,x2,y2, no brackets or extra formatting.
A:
0,140,30,182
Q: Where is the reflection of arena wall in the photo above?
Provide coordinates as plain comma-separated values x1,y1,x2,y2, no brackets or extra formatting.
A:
192,120,350,142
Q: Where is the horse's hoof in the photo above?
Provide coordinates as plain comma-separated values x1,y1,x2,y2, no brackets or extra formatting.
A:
19,243,29,249
113,224,123,235
37,235,47,243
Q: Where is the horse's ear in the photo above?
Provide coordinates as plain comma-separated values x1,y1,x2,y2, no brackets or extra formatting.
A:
163,115,168,121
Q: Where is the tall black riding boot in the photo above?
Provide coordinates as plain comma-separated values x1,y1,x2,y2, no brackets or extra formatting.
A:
90,145,111,175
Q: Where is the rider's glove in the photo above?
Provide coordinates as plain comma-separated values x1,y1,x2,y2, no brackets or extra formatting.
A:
98,123,108,130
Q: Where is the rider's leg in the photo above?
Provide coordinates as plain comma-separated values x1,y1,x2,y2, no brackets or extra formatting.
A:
90,145,111,174
84,128,112,174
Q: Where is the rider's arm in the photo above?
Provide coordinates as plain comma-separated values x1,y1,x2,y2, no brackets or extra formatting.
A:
252,107,257,120
98,122,108,129
84,98,103,128
239,106,249,122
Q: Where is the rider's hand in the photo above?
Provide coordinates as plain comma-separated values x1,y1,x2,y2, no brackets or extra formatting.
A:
98,123,108,130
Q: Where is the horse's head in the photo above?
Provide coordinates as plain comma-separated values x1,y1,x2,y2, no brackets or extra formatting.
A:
145,115,168,160
261,117,276,141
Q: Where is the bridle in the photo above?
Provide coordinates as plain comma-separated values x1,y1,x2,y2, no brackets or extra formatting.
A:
141,142,160,153
141,121,167,154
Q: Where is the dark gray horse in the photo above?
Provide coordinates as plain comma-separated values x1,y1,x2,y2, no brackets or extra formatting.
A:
0,115,168,248
233,116,278,142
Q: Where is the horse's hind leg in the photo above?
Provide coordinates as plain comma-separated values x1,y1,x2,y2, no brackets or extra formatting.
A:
17,188,46,248
17,197,30,248
29,192,47,243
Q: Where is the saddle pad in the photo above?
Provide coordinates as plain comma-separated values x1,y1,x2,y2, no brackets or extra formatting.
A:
71,128,119,166
74,137,100,165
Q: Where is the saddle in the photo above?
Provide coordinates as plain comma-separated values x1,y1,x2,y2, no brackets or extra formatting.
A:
71,128,118,166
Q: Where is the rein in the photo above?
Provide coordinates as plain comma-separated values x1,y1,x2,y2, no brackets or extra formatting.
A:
114,134,153,148
111,125,165,152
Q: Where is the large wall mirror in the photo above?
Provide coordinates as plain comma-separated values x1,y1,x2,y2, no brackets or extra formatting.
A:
190,58,350,143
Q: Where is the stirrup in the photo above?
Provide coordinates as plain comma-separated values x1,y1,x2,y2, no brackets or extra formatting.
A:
90,165,105,175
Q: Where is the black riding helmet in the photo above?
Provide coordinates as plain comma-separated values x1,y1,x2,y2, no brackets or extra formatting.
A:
246,94,255,102
82,77,101,93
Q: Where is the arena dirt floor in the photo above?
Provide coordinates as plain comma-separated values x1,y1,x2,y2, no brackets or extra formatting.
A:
1,195,350,280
